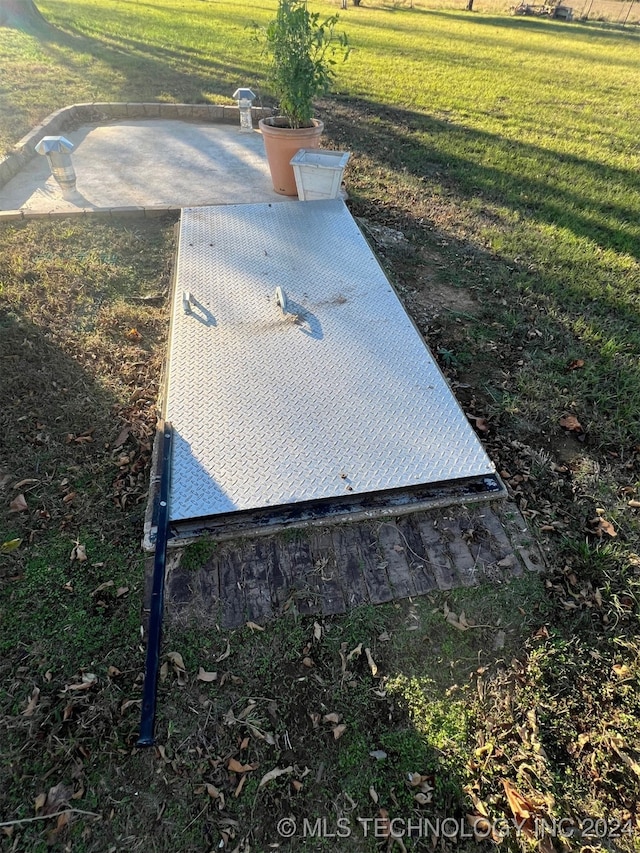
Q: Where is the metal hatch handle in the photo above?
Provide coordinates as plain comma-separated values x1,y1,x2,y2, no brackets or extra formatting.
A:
275,286,288,314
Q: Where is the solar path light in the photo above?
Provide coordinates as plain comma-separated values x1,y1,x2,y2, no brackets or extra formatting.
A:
232,88,257,132
35,136,77,198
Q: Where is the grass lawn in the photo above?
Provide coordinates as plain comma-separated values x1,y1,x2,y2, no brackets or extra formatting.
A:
1,1,639,851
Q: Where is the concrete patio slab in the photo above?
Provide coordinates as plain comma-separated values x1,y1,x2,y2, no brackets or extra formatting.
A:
0,119,285,213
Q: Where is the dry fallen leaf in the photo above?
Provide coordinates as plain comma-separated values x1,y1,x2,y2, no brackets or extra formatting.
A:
215,640,231,663
9,493,28,513
501,779,536,838
465,788,491,819
444,602,471,631
376,808,391,839
1,538,22,553
70,542,87,562
54,811,71,832
559,414,584,436
246,620,264,632
466,813,490,839
227,757,257,774
467,813,503,843
609,742,640,779
166,651,187,685
332,723,347,740
40,783,72,816
323,712,342,725
22,687,40,717
65,673,97,692
91,581,114,597
197,666,217,683
113,425,131,448
369,786,379,803
567,358,585,371
12,478,38,489
235,701,257,721
587,516,617,538
258,765,293,788
167,651,185,667
67,431,94,444
347,642,363,662
365,647,378,677
126,328,142,341
313,621,322,641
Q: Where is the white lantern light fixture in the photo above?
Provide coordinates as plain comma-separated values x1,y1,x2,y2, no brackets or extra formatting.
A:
35,136,77,198
232,88,257,133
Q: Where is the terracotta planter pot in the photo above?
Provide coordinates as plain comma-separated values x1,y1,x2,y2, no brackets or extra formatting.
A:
259,117,324,196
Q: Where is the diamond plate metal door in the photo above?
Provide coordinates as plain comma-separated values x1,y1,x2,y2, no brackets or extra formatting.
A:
165,200,495,523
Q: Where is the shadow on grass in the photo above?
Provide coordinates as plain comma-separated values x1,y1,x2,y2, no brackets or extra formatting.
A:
0,307,140,648
26,5,266,107
327,96,639,258
42,24,259,97
0,215,177,848
0,213,172,660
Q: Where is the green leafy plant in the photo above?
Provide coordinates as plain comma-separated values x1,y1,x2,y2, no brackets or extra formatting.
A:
261,0,349,129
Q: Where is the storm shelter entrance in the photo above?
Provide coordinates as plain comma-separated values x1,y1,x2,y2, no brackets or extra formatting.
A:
162,200,504,539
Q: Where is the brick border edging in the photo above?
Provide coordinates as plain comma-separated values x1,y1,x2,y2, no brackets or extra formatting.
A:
0,101,273,202
0,205,182,223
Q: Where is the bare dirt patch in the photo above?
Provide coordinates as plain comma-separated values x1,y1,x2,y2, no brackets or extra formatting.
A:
411,277,477,317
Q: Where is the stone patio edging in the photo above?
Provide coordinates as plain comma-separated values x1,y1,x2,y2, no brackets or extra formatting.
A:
0,101,273,206
0,205,181,223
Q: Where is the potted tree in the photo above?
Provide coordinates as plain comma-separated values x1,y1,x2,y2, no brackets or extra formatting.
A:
257,0,349,196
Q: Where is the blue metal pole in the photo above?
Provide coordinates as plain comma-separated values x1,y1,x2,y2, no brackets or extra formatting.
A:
137,421,173,746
